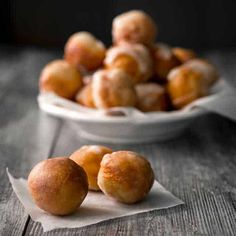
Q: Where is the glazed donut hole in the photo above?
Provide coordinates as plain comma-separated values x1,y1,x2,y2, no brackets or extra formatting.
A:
152,43,181,82
136,83,168,112
104,43,154,84
112,10,157,46
38,10,220,112
167,66,208,109
64,32,106,71
69,145,113,191
28,157,88,216
183,59,219,87
92,69,137,109
97,150,155,204
39,60,83,99
105,53,140,82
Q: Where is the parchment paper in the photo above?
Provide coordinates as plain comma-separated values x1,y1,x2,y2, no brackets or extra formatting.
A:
7,169,183,232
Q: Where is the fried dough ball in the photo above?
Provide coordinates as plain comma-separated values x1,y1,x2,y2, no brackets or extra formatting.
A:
183,59,219,86
92,69,137,109
70,145,113,191
112,10,157,46
172,47,196,63
28,157,88,216
153,43,181,81
75,83,95,108
98,151,155,204
105,43,153,83
64,32,106,71
167,66,208,109
39,60,83,99
136,83,167,112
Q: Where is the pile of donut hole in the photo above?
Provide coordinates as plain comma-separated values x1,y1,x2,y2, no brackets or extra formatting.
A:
28,146,155,216
39,10,219,112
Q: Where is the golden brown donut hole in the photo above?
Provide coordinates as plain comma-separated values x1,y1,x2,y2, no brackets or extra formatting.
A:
39,60,82,99
167,66,208,109
98,151,155,204
75,83,95,108
28,157,88,216
64,32,106,71
183,59,219,87
136,83,168,112
70,145,113,191
105,43,153,84
106,54,140,83
112,10,157,46
92,69,137,109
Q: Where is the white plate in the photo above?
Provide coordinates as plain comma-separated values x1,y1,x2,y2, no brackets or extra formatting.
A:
38,81,224,143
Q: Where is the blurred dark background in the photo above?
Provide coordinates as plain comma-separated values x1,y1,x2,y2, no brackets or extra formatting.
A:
1,0,236,49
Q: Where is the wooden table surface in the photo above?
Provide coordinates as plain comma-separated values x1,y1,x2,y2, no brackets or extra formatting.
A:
0,46,236,236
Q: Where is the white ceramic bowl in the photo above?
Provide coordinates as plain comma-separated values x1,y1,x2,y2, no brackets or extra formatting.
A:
38,81,223,143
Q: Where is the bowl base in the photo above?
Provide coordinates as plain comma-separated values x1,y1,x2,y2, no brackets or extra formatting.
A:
79,129,186,144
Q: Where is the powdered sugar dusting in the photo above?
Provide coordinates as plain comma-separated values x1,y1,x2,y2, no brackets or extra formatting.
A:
105,44,152,76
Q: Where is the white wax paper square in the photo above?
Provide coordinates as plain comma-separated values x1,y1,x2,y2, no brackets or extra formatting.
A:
7,169,183,232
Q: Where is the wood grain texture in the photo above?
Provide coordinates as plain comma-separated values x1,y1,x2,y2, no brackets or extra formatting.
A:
0,47,62,236
24,115,236,236
0,47,235,235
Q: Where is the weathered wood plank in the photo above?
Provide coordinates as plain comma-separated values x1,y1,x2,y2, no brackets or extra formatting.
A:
0,48,235,235
0,47,62,236
24,114,236,236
